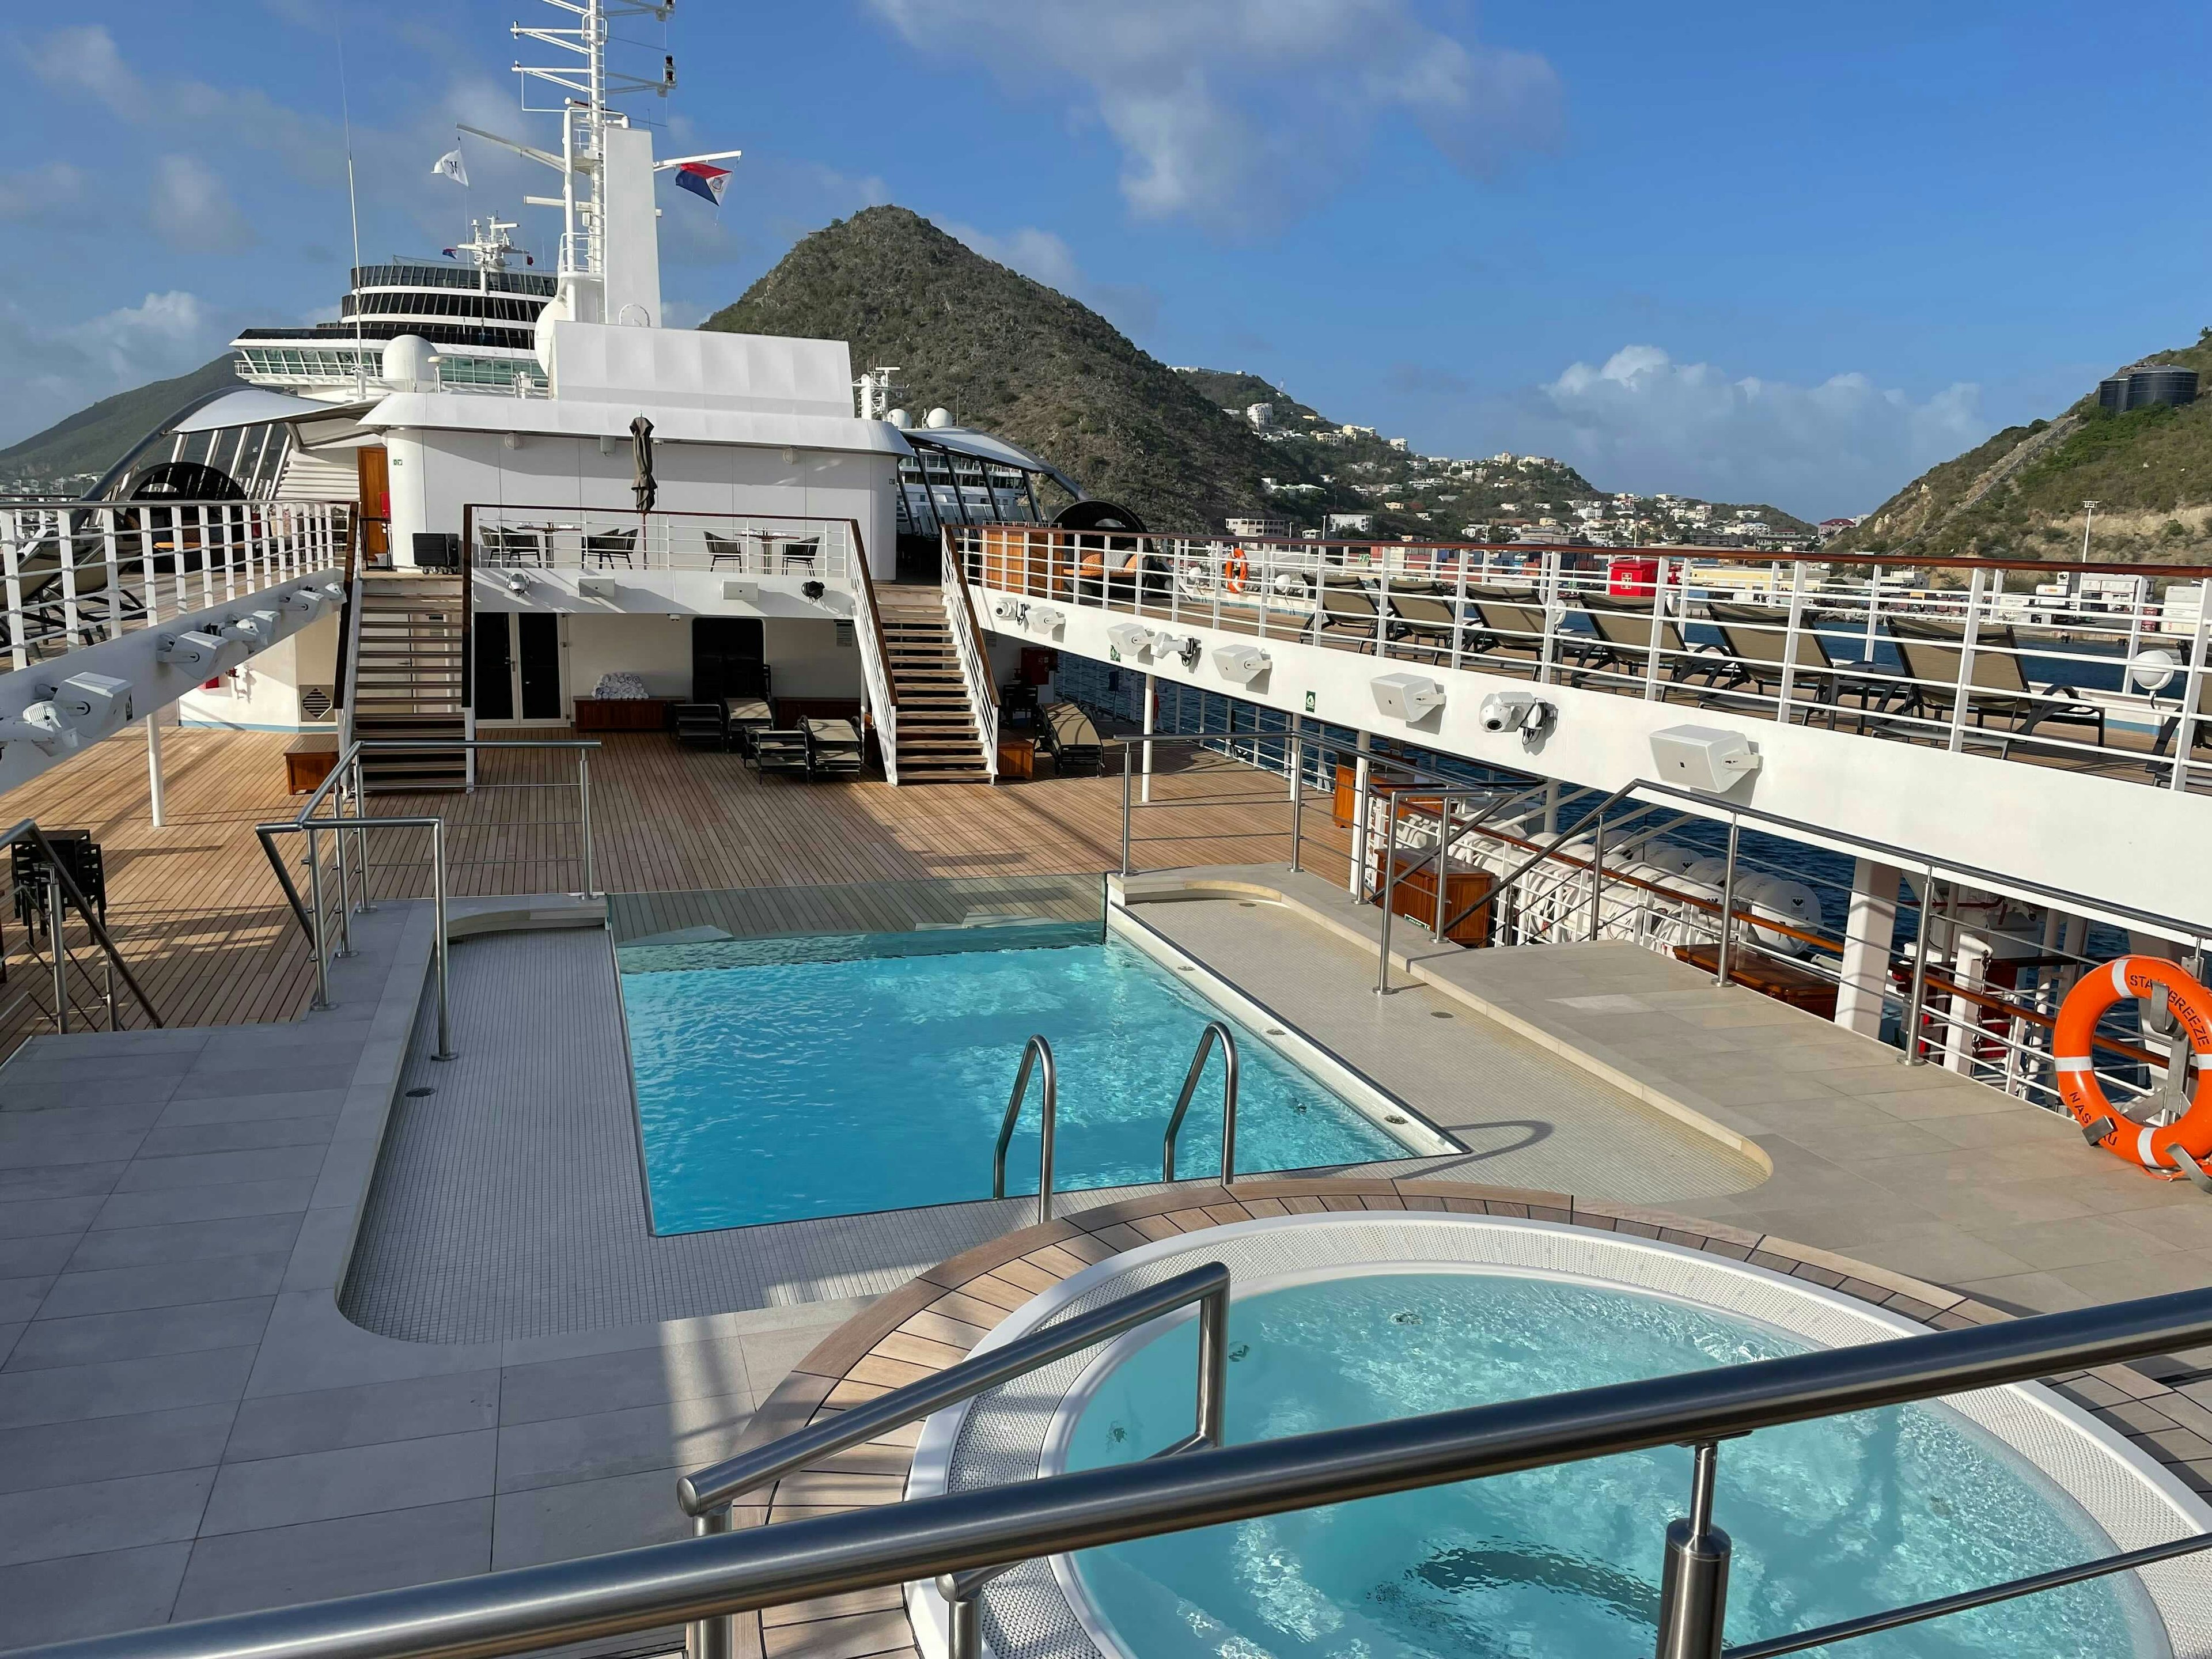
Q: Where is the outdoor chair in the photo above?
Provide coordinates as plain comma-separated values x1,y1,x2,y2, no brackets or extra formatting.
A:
1388,589,1464,664
746,725,810,778
1577,592,1730,693
1040,700,1104,775
673,703,728,749
481,528,544,568
1316,575,1394,645
2150,668,2212,782
804,718,865,779
1881,615,2107,751
1702,600,1875,723
704,531,751,570
723,697,775,757
585,527,637,569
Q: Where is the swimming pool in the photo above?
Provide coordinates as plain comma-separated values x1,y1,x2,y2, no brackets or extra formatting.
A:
1062,1272,2158,1658
619,934,1419,1232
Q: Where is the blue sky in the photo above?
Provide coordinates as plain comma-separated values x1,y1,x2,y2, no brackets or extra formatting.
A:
5,1,2210,517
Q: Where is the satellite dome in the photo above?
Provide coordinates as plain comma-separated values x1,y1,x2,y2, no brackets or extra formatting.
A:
380,334,438,393
886,408,912,429
925,407,954,429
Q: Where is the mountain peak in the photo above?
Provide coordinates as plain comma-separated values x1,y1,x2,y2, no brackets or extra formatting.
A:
705,207,1292,529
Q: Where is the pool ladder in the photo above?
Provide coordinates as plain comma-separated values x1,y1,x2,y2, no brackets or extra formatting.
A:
990,1024,1241,1225
1163,1021,1239,1185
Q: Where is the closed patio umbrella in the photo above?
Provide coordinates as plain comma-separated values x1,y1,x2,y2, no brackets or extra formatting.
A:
631,414,656,514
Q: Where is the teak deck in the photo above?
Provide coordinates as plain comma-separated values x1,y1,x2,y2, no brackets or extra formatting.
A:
0,726,1344,1052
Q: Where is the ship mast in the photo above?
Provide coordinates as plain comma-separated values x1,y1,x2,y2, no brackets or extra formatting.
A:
456,1,736,333
508,0,674,315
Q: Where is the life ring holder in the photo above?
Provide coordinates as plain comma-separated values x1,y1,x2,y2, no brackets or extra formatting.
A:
1222,551,1249,594
2055,956,2212,1189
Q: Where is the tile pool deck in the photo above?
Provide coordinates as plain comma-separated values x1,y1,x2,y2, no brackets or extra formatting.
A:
5,874,2212,1649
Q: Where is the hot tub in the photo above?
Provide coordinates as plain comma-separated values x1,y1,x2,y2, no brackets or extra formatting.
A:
907,1215,2212,1659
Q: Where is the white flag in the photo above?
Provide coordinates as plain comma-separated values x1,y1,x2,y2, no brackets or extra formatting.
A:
433,148,468,187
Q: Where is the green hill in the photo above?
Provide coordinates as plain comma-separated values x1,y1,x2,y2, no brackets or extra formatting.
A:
706,207,1310,531
1835,333,2212,566
0,356,240,494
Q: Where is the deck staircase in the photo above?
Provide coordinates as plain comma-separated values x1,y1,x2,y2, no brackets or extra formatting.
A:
877,588,990,784
348,571,468,793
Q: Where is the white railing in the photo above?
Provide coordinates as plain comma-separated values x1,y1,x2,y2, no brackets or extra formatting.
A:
851,556,899,786
942,537,999,777
467,505,861,584
0,499,352,673
955,526,2212,792
1112,722,2211,1121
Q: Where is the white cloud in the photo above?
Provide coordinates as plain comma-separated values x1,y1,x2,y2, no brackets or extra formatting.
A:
868,0,1559,234
0,162,86,224
1514,345,1988,520
20,24,142,115
942,222,1161,338
0,291,233,449
149,156,255,252
942,224,1084,294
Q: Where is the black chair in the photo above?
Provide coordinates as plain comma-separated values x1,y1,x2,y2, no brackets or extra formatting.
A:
585,528,638,569
12,832,103,938
673,703,728,748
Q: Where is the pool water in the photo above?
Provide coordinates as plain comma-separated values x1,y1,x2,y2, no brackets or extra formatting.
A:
1063,1273,2160,1659
620,938,1410,1232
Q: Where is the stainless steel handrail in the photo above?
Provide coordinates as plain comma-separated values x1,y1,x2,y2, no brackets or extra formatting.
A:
1372,783,1521,994
25,1286,2212,1659
0,817,161,1031
991,1035,1056,1225
1161,1021,1238,1183
255,815,450,1059
676,1262,1232,1659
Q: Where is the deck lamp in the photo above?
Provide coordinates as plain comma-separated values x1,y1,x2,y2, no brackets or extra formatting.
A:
1650,725,1763,793
1027,605,1066,637
1105,622,1154,660
1213,644,1271,686
157,631,227,673
1372,672,1446,722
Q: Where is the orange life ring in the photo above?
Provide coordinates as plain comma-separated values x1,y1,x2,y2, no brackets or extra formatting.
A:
1224,552,1249,594
2055,955,2212,1182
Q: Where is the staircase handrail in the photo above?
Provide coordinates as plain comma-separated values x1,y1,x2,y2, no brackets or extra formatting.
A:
849,529,900,784
941,528,999,777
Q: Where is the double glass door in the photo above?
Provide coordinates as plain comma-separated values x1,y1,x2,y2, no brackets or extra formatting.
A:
475,612,564,722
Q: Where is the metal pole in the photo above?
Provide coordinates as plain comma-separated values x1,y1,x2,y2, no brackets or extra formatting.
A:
578,750,597,899
1287,724,1304,875
1141,673,1156,805
306,824,331,1012
431,820,454,1062
1218,1033,1240,1185
1349,730,1372,899
1196,1279,1229,1446
350,755,374,914
1902,868,1937,1066
941,1580,982,1659
1035,1043,1056,1226
145,712,165,828
1712,819,1741,988
1589,812,1607,941
1120,753,1134,878
690,1508,737,1659
1376,800,1402,996
1433,797,1452,942
330,798,354,961
46,873,67,1034
1653,1441,1730,1659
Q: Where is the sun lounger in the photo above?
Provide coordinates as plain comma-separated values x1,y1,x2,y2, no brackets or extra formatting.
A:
1883,615,2107,749
1040,700,1104,775
747,724,810,777
673,703,727,748
804,718,865,779
1577,592,1729,692
722,696,775,756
